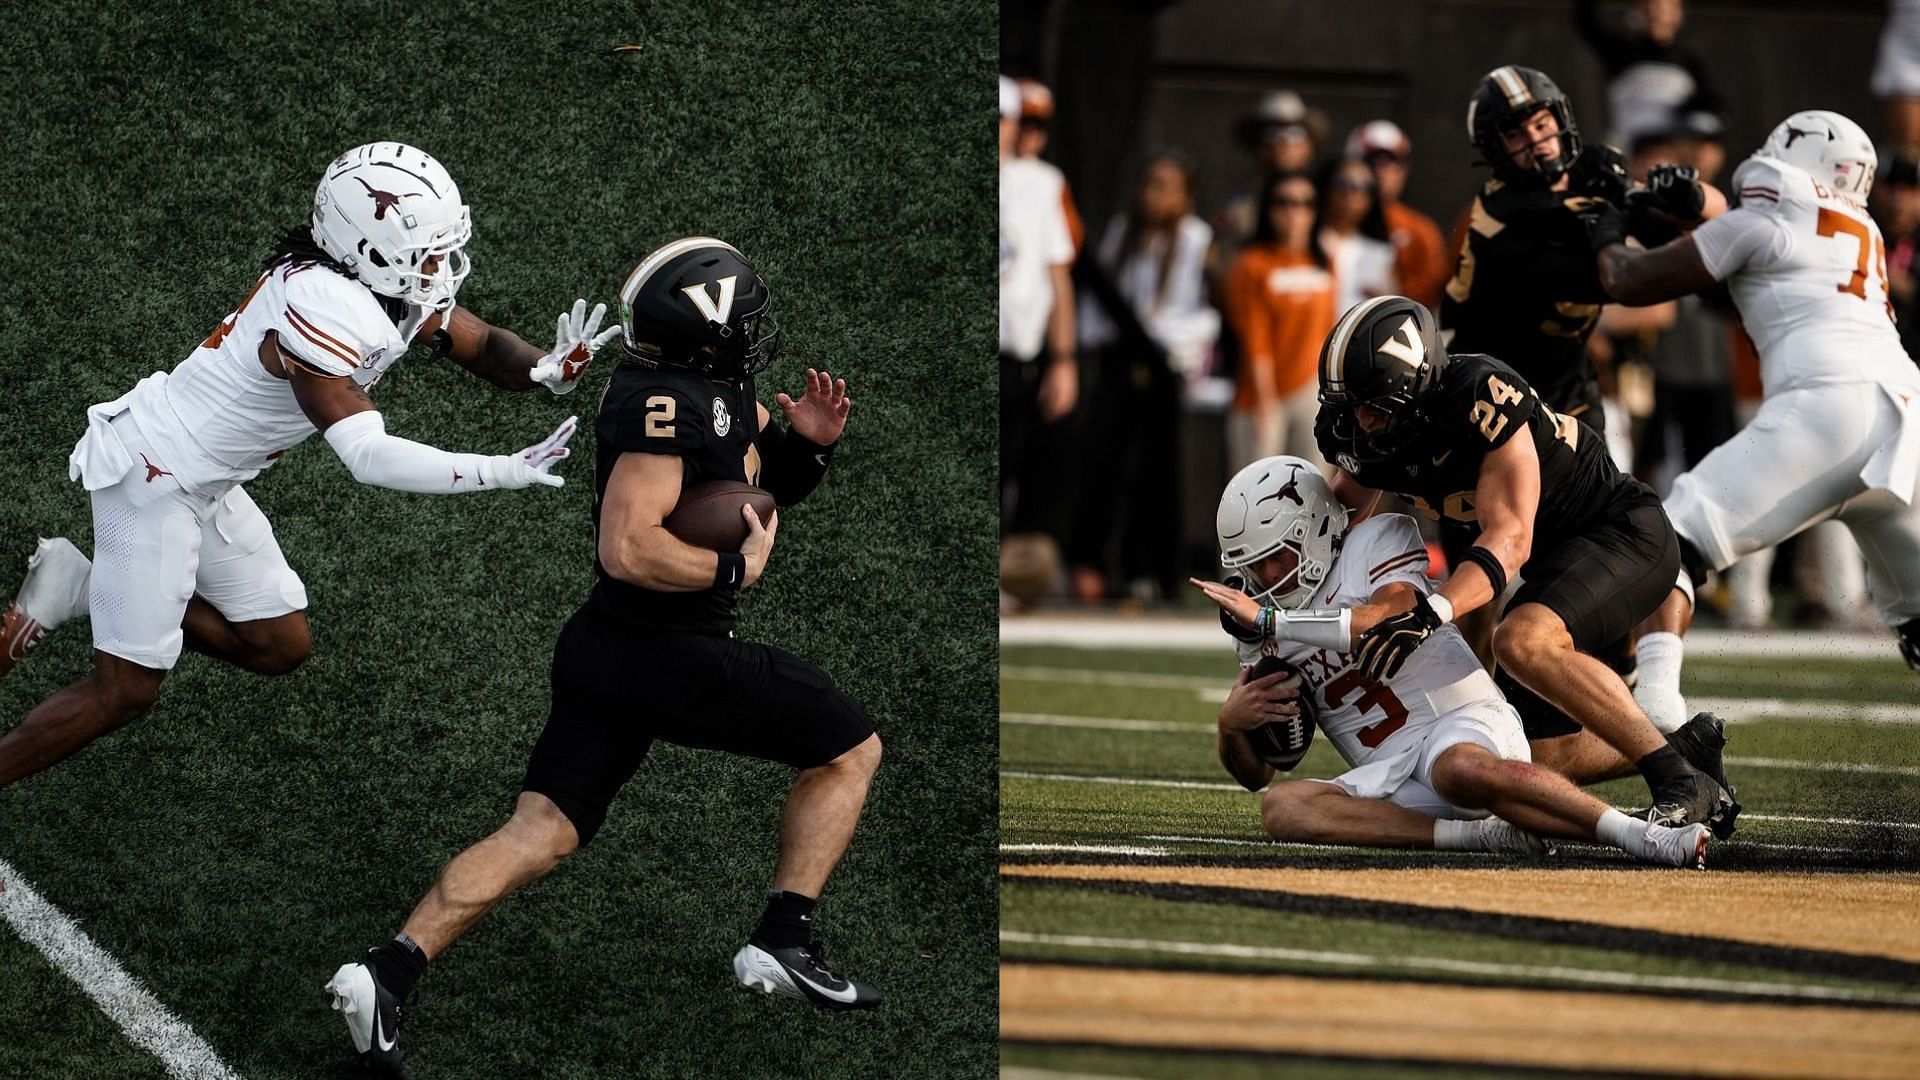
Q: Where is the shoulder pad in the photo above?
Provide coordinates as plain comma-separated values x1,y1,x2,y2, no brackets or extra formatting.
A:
276,267,393,377
597,367,714,454
1731,156,1811,215
1343,514,1428,589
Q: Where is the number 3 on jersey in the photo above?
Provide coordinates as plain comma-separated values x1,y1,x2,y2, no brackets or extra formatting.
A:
1324,669,1410,748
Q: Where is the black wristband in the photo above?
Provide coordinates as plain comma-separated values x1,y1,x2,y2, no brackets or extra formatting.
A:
715,551,747,591
1460,545,1508,599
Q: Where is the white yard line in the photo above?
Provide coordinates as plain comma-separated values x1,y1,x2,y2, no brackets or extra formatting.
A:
998,930,1920,1005
1001,771,1920,832
1002,616,1898,659
0,859,240,1080
1001,843,1173,857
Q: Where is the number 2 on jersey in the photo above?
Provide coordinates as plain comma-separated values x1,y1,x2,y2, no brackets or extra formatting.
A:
1816,207,1892,319
1324,669,1410,748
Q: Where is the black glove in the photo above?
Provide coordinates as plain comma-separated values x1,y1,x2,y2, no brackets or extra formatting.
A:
1578,199,1629,253
1632,163,1706,221
1570,144,1632,206
1353,594,1443,679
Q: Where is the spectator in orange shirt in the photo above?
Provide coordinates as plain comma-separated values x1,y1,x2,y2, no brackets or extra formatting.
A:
1348,120,1450,311
1225,171,1337,470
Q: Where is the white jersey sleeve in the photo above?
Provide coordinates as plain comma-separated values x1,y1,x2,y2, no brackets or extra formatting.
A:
1691,204,1793,280
273,268,398,378
1349,514,1431,595
1711,155,1920,395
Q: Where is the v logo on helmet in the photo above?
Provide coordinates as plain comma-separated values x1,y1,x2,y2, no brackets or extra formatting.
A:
681,275,739,325
1375,314,1426,369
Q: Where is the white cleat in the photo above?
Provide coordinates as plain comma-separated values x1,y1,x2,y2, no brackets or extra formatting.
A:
1472,817,1555,857
3,538,91,664
733,941,883,1011
1645,822,1712,870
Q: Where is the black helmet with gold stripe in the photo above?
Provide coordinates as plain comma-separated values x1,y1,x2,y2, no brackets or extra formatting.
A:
1468,65,1583,187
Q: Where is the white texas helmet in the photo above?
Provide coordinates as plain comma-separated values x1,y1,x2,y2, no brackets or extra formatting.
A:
1215,455,1349,609
311,142,472,311
1756,110,1877,201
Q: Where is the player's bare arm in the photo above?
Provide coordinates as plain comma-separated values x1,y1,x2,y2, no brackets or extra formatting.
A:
1437,432,1537,619
598,451,777,590
1593,236,1719,306
441,300,621,394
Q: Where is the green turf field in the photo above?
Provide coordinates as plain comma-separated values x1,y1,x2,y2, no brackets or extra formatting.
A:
0,3,996,1077
1001,635,1920,1078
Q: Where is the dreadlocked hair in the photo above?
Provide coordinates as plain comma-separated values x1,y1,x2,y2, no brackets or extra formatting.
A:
260,225,408,322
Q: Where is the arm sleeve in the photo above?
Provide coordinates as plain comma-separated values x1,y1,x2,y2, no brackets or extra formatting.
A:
756,418,834,506
323,410,500,494
1691,205,1792,280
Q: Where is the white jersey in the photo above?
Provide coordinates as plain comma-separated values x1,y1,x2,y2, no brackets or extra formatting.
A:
1692,156,1920,398
114,262,436,492
1235,514,1503,772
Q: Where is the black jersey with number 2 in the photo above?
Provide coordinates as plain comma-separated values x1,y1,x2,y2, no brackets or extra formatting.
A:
588,360,763,634
1319,353,1649,552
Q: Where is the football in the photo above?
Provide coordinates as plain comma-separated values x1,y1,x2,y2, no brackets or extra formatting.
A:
663,480,777,552
1243,655,1317,771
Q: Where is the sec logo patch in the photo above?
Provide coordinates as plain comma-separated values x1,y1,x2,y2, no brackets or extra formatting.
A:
712,396,732,436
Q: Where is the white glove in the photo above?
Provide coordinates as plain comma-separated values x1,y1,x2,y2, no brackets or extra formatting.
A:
530,299,621,396
479,415,578,489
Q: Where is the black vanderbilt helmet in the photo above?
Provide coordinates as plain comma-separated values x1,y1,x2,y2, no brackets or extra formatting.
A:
618,236,781,379
1317,296,1447,464
1468,65,1583,187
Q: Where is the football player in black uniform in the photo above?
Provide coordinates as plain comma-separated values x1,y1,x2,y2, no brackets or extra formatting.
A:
1445,65,1707,429
1313,296,1735,834
326,237,881,1075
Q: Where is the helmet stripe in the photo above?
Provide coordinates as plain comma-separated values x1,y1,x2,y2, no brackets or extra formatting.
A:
619,236,745,311
1492,66,1530,107
1322,295,1398,394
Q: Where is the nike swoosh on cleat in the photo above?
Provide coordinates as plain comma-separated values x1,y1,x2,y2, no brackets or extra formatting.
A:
786,963,858,1004
813,453,827,466
373,1009,396,1052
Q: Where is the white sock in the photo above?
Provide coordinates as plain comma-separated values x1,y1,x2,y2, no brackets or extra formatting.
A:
1632,631,1688,734
1595,808,1650,857
1432,819,1478,851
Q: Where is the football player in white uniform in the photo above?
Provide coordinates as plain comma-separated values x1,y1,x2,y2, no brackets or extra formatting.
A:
1192,457,1711,868
0,142,620,789
1583,110,1920,727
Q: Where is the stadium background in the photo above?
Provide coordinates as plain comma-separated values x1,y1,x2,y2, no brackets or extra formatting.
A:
0,2,998,1077
1001,2,1920,1078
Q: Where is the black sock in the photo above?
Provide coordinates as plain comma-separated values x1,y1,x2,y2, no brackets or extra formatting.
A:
1636,744,1690,787
752,890,817,950
366,934,428,999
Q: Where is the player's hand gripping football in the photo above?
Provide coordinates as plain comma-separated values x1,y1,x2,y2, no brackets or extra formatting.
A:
1217,663,1301,733
739,503,780,587
1352,593,1444,679
776,368,852,444
531,299,622,396
482,415,577,489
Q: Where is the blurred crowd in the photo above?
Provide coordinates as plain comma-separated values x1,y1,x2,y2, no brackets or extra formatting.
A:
1000,0,1920,631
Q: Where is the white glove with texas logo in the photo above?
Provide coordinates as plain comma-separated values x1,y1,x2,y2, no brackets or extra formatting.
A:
530,299,621,396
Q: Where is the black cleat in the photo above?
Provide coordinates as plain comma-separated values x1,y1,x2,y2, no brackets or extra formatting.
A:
1666,712,1742,839
1899,618,1920,673
325,954,411,1078
733,940,883,1011
1645,768,1735,833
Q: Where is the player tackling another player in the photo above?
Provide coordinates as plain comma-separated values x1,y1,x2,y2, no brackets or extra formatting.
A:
326,238,881,1077
0,142,619,790
1193,458,1710,869
1577,109,1920,722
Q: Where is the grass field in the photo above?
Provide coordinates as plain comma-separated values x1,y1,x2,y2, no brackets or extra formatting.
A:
0,3,996,1077
1001,622,1920,1079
